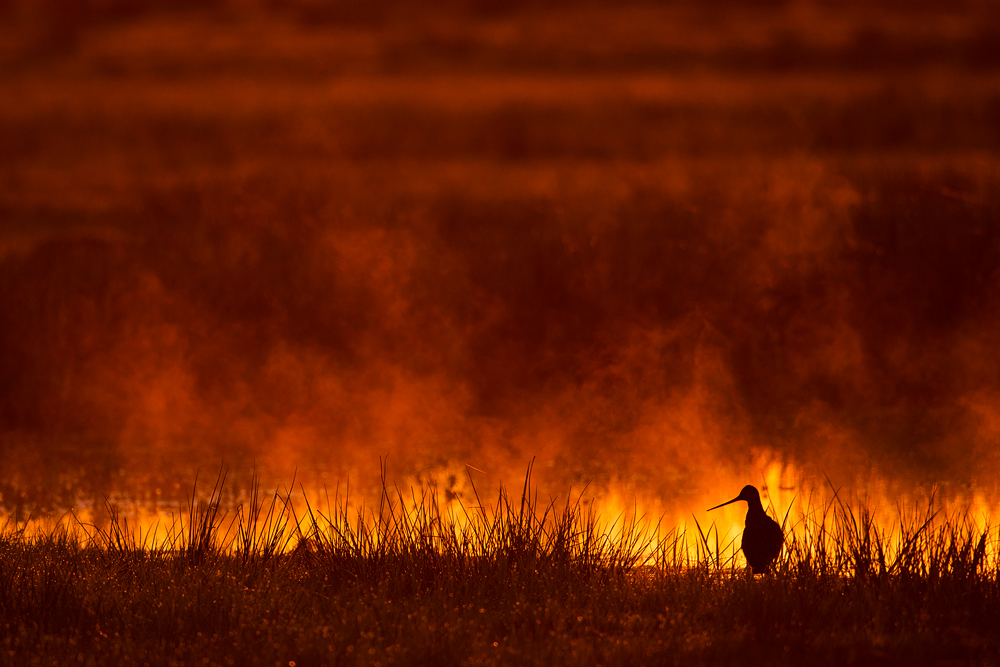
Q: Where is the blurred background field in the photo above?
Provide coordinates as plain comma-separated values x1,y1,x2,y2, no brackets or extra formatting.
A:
1,0,1000,521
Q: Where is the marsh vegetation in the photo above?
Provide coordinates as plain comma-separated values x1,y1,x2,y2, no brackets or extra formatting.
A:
2,469,999,666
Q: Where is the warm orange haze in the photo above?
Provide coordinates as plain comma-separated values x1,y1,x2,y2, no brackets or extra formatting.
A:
3,2,1000,665
2,0,1000,548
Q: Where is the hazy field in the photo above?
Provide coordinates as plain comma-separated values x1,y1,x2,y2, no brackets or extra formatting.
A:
2,0,1000,663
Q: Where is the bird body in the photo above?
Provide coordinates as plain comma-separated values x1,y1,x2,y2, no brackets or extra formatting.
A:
708,485,783,574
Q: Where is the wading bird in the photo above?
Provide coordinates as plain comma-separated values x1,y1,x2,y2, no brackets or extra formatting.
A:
708,485,783,574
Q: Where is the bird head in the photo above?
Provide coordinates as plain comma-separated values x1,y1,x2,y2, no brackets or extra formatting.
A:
707,485,761,511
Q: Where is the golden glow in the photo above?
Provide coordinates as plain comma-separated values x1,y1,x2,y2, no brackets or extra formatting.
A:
5,459,999,574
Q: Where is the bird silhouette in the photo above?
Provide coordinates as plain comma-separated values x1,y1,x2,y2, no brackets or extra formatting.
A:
708,485,783,574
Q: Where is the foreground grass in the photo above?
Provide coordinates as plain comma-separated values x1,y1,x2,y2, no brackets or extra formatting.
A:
2,471,999,667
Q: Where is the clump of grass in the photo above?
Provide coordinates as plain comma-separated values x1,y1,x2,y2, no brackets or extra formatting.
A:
1,469,999,667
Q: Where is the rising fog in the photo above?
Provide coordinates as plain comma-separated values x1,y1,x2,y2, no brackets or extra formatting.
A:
2,0,999,513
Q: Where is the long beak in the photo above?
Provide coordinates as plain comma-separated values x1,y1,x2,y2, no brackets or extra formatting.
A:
707,496,740,511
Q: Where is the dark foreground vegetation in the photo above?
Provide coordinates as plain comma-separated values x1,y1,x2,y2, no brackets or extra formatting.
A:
2,471,999,667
